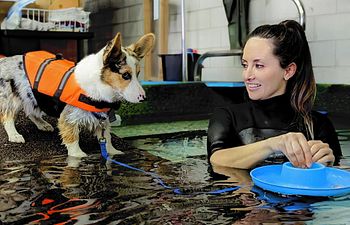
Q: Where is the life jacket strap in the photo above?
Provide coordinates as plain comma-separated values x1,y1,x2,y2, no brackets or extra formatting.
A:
54,66,75,99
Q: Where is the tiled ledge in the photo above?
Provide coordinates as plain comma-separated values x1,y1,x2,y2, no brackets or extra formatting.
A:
117,82,350,129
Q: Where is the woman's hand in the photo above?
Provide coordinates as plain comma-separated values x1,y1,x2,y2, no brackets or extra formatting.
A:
268,132,313,168
308,140,335,166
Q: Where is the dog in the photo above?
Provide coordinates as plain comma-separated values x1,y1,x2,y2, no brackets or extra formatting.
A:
0,32,155,157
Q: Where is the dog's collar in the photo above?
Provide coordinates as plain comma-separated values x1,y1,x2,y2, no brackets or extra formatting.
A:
78,94,121,110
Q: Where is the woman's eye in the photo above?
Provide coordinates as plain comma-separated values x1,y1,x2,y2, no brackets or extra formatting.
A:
256,64,264,68
122,73,132,80
241,63,248,69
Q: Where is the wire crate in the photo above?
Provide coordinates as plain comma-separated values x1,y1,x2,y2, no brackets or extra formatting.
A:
21,7,90,32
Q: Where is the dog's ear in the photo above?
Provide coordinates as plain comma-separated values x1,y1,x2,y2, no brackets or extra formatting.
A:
103,32,122,65
128,33,155,60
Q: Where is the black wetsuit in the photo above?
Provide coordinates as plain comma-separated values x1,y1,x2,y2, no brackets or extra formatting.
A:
207,94,342,165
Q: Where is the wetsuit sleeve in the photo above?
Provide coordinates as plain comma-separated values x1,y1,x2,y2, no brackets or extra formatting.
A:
314,113,342,164
207,107,242,159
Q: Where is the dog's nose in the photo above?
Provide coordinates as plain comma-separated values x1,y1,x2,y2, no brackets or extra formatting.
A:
138,95,147,102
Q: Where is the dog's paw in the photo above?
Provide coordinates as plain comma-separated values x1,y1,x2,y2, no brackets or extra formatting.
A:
9,134,25,143
67,149,87,158
107,146,124,155
37,122,54,132
66,142,87,158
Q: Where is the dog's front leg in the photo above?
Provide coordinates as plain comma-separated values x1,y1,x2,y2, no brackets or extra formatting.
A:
96,122,123,155
2,116,25,143
58,114,87,157
28,115,54,132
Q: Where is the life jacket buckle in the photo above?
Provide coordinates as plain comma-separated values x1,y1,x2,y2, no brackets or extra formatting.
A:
55,53,63,60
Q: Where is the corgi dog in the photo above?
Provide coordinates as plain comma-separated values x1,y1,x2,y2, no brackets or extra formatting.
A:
0,32,155,157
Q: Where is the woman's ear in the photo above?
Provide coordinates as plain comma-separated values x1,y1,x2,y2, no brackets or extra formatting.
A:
284,62,297,80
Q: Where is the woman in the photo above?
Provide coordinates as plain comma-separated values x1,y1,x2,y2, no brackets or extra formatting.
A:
207,20,342,169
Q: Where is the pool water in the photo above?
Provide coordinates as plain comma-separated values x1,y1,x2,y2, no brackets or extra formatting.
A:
1,129,350,224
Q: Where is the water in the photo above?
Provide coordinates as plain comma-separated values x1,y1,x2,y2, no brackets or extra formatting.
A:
1,130,350,224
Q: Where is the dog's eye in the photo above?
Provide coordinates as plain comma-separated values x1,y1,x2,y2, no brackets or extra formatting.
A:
122,72,132,80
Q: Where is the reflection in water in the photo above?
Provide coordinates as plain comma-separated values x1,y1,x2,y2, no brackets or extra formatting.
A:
308,196,350,225
0,131,349,224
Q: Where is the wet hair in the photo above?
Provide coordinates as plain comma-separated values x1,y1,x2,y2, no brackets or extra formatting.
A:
245,20,316,139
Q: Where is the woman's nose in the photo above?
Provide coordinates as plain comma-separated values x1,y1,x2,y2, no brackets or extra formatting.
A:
243,67,254,81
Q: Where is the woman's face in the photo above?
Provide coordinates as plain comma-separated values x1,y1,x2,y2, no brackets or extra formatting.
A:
241,37,288,100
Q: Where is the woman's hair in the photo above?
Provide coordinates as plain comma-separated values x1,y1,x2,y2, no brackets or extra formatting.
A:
245,20,316,139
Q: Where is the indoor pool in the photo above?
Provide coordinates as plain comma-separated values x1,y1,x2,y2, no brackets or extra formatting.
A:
0,126,350,224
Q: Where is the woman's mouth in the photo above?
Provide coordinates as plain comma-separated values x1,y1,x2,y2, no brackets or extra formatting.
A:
246,83,261,90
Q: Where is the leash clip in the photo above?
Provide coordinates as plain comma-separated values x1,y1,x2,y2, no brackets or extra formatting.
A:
101,122,106,140
98,116,108,140
99,137,106,143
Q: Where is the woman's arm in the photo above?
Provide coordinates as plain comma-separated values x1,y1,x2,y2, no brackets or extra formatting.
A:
210,138,274,169
210,132,314,169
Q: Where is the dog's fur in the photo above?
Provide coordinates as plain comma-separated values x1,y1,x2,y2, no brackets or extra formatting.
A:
0,32,155,157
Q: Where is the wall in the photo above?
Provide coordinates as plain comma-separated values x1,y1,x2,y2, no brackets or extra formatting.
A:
249,0,350,84
167,0,350,84
84,0,147,77
84,0,350,84
84,0,143,51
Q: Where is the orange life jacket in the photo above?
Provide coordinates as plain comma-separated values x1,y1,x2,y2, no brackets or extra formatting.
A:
23,51,111,113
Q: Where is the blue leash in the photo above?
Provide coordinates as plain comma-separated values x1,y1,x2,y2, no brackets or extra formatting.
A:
99,138,239,195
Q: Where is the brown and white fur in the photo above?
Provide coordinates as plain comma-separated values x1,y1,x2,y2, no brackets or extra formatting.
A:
0,32,155,157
